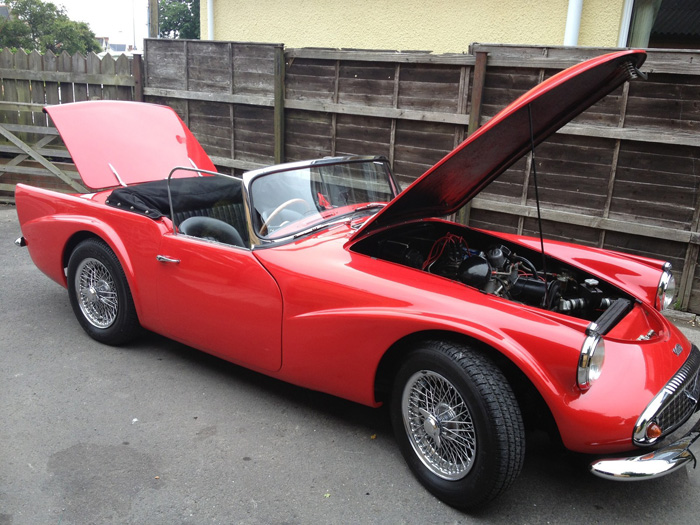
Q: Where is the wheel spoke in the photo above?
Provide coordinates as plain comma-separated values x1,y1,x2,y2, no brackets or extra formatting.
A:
402,370,476,480
75,257,119,329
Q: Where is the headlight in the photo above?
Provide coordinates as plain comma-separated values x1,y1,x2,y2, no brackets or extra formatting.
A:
656,262,676,311
578,325,605,391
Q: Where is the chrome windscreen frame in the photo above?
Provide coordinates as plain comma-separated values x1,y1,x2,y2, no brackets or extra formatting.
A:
633,345,700,446
242,155,399,245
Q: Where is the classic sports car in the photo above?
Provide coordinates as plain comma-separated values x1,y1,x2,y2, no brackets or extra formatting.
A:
14,49,700,509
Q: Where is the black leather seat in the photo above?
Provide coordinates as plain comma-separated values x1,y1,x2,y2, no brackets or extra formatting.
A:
173,201,248,245
179,216,246,247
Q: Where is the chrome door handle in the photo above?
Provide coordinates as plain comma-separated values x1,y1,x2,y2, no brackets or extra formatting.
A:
156,255,180,264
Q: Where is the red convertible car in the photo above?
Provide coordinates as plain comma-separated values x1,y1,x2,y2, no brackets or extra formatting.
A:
14,49,700,509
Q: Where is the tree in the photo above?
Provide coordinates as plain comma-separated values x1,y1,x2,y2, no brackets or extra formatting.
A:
0,0,101,54
0,17,35,50
159,0,200,40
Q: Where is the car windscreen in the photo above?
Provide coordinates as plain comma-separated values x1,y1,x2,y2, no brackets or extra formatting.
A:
250,160,396,240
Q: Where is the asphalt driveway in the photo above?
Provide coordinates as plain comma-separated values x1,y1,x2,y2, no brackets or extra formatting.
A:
2,203,700,524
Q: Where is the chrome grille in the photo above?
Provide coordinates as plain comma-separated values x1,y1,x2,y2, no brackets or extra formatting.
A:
634,345,700,445
654,355,700,435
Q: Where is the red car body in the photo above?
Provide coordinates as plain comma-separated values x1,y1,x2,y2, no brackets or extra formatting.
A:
15,49,700,508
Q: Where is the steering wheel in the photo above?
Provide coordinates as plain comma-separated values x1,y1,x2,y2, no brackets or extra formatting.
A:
260,198,311,236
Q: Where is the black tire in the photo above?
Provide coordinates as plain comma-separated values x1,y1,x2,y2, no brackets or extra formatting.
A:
67,238,140,345
390,340,525,509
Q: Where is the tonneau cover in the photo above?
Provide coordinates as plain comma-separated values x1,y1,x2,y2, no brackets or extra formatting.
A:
107,176,243,219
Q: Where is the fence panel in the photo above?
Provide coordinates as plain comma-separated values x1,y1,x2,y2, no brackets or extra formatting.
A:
142,39,282,172
284,49,474,189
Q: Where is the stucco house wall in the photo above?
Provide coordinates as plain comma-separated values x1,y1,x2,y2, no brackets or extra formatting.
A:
200,0,627,52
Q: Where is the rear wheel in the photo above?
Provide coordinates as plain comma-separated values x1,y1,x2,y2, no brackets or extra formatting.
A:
390,340,525,509
67,238,139,345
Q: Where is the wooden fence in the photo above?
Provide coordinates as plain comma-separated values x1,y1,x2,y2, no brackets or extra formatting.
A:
2,41,700,313
142,40,284,172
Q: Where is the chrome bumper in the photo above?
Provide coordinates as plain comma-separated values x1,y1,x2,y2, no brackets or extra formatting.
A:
590,417,700,480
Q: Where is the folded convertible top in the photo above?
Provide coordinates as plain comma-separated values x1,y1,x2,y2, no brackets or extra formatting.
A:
106,176,243,220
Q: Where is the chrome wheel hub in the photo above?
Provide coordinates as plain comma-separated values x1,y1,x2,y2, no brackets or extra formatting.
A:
75,258,118,329
423,412,440,442
402,370,476,480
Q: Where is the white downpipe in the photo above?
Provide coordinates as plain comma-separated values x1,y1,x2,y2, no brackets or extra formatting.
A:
618,0,635,47
563,0,584,46
208,0,214,40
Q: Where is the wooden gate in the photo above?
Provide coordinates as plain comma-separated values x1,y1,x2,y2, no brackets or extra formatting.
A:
0,48,137,201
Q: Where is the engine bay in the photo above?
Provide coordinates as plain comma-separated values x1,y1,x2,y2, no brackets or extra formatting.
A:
352,220,632,322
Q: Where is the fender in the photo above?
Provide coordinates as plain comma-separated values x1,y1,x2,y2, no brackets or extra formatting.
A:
276,297,688,453
257,231,586,404
15,184,164,328
278,301,584,402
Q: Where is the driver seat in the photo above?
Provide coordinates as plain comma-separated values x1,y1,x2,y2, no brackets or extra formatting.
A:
179,216,246,247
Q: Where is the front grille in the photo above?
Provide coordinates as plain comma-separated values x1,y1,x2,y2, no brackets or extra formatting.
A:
654,351,700,435
634,345,700,445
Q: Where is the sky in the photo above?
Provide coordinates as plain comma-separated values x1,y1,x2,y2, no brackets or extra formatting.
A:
56,0,150,50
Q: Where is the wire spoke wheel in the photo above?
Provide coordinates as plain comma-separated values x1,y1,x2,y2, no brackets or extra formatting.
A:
402,370,476,480
67,239,139,345
76,257,119,328
391,341,525,509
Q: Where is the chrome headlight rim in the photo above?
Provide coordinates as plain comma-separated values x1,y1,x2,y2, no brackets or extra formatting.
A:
656,262,676,311
578,325,605,391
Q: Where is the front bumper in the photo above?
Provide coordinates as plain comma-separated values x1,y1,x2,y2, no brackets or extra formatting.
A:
590,416,700,480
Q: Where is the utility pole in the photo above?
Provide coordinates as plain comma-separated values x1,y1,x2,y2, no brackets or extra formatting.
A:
148,0,159,38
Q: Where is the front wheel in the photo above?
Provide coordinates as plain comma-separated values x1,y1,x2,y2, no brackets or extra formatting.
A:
67,238,140,345
390,340,525,509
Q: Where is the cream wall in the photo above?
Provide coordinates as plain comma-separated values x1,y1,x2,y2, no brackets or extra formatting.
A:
200,0,626,52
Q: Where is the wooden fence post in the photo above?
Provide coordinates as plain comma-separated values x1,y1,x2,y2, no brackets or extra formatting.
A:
1,48,18,125
133,54,144,102
274,45,285,164
467,51,488,135
459,50,488,225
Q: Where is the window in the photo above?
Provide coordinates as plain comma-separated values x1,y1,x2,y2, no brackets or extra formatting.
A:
626,0,700,49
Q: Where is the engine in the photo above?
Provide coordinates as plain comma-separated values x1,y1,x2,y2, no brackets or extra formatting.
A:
374,231,620,319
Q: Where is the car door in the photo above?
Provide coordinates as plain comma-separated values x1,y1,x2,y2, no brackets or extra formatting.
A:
155,232,283,372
